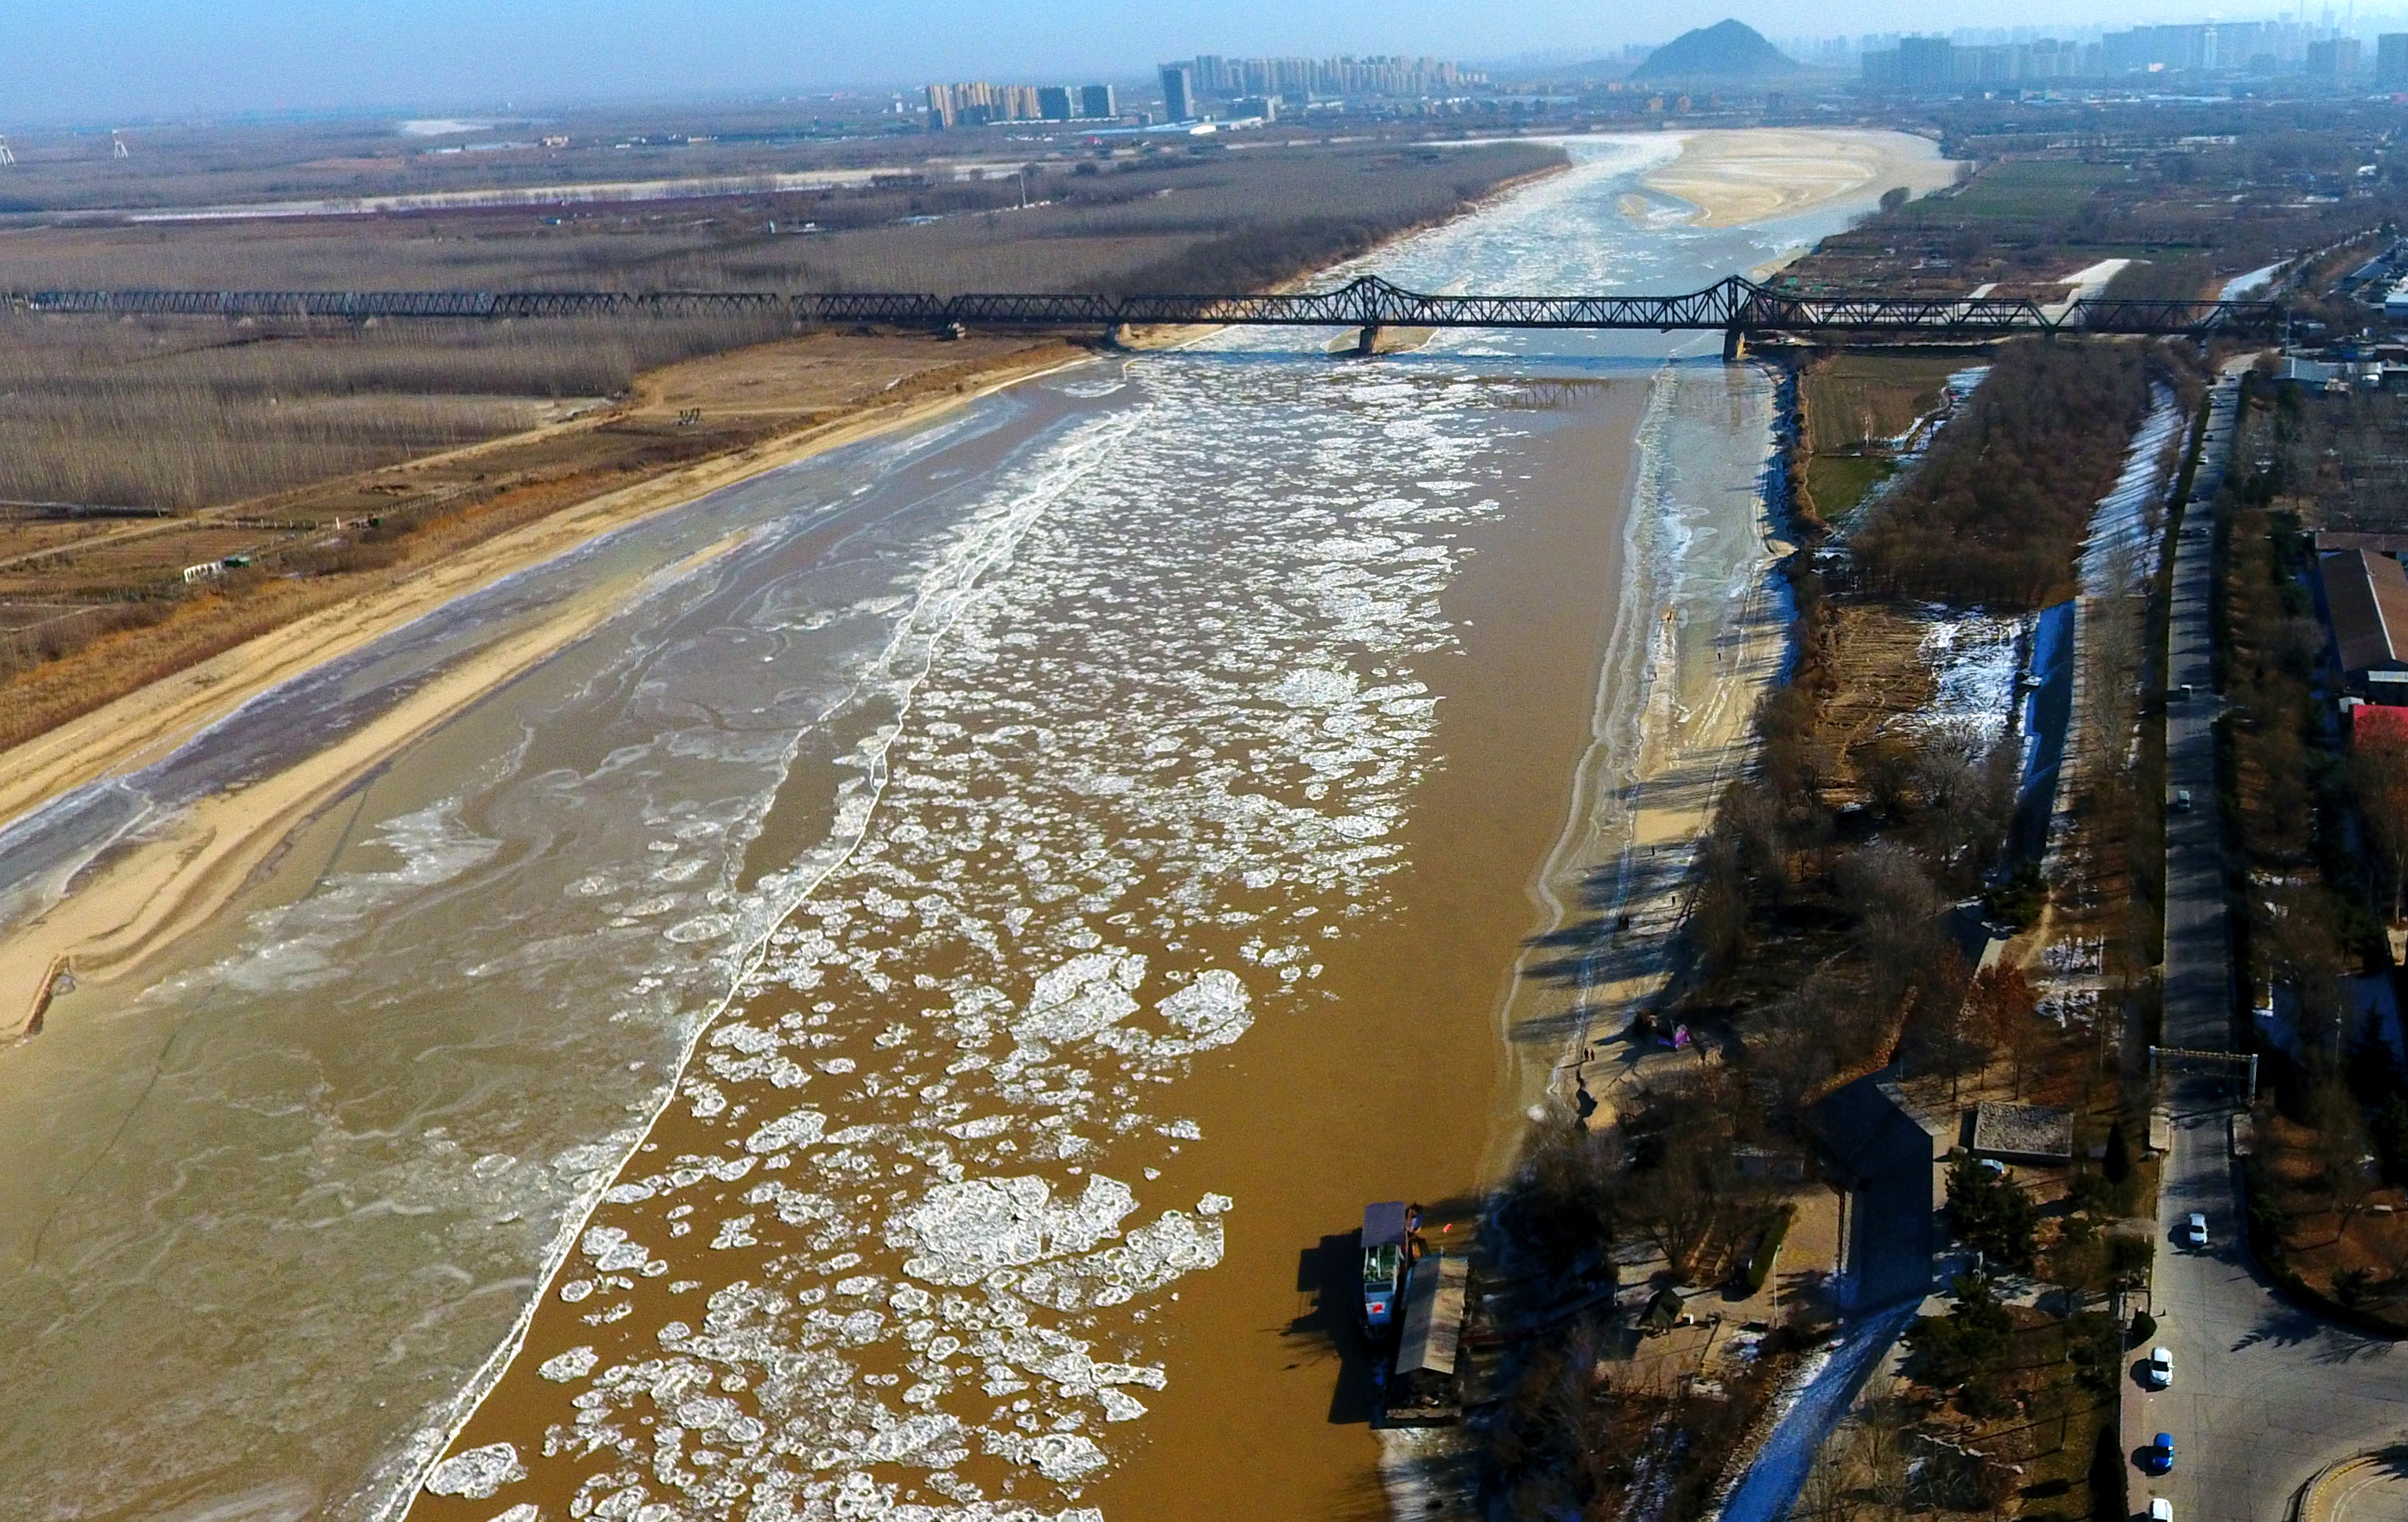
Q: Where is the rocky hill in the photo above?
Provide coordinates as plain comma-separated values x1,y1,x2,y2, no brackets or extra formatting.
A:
1629,19,1799,79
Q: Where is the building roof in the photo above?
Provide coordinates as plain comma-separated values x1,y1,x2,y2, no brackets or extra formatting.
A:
1363,1201,1408,1250
1395,1252,1469,1376
2354,702,2408,746
2317,532,2408,556
2322,549,2408,674
1971,1099,2075,1161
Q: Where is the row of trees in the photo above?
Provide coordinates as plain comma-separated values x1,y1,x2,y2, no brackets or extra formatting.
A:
1851,341,2156,610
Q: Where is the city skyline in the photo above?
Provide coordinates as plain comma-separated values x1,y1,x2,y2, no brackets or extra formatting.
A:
21,0,2408,125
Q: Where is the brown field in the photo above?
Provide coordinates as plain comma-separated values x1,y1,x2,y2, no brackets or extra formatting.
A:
0,131,1564,754
1805,600,1939,806
1802,353,1968,454
0,139,1564,295
0,332,1074,746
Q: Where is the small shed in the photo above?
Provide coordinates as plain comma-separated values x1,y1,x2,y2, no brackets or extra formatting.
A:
1971,1099,2075,1164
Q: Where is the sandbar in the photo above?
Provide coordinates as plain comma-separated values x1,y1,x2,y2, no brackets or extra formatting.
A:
1643,127,1962,228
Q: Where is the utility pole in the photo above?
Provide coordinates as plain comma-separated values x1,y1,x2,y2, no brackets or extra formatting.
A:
111,131,130,160
0,137,15,167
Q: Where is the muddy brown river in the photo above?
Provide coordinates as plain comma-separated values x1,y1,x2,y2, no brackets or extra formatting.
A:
0,134,1931,1522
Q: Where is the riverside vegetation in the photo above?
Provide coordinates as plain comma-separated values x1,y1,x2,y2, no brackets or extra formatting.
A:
1467,337,2208,1521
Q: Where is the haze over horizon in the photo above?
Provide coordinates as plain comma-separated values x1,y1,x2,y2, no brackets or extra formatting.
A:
3,0,2395,127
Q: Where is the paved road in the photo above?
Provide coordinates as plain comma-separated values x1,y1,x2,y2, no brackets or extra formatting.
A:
2131,1094,2408,1521
2125,364,2408,1521
2161,369,2241,1053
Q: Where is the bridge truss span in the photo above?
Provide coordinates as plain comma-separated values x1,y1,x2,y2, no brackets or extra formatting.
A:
7,274,2286,341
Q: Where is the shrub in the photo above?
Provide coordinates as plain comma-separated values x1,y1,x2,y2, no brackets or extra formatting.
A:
1948,1153,2040,1269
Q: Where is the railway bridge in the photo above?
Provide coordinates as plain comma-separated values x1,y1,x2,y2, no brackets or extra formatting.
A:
9,275,2285,356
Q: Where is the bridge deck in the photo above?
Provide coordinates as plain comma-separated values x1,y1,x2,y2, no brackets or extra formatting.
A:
5,276,2283,338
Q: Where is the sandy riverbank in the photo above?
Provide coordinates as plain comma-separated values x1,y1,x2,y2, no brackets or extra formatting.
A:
1645,128,1961,228
0,344,1088,1038
1494,362,1800,1137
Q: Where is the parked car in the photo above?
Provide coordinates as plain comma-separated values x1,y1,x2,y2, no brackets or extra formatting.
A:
2143,1433,2176,1475
2184,1212,2209,1247
2145,1346,2173,1388
2173,788,2194,813
2150,1497,2174,1522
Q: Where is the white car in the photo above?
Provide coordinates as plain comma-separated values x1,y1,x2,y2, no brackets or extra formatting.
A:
2150,1497,2174,1522
2145,1346,2173,1388
2184,1212,2209,1247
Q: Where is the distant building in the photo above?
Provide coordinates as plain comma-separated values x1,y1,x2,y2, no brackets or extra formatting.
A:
2308,36,2363,77
1160,63,1195,121
1228,94,1280,121
924,83,956,130
1900,35,1954,91
1037,86,1073,121
1080,83,1117,119
2381,33,2408,85
1165,52,1483,107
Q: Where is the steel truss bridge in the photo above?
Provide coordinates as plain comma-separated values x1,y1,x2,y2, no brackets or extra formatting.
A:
6,275,2283,342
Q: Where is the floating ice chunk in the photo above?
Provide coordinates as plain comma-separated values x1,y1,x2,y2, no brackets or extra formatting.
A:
888,1173,1136,1285
423,1441,525,1499
863,1411,969,1465
486,1507,540,1522
1012,951,1146,1043
745,1109,826,1154
1012,1429,1107,1482
711,1215,758,1250
1198,1193,1233,1216
1099,1388,1148,1422
945,1115,1014,1140
558,1280,595,1303
580,1227,649,1274
1158,971,1251,1048
1267,667,1360,709
538,1345,599,1383
708,1020,775,1059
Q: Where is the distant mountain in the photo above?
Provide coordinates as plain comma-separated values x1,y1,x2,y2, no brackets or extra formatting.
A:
1628,20,1799,80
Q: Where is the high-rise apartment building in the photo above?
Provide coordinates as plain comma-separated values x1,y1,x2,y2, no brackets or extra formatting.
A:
925,77,1122,129
1899,36,1954,91
2308,36,2363,76
2380,33,2408,84
1159,63,1195,120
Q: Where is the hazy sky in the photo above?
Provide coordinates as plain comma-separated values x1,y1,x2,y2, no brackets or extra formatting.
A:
0,0,2344,125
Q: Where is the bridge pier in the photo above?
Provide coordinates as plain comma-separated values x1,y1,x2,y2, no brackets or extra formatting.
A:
1354,325,1382,357
1722,326,1746,362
